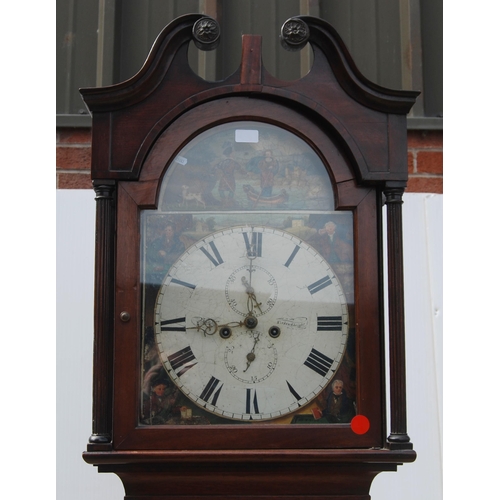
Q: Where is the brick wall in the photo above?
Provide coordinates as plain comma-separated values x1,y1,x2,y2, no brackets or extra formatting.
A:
407,130,443,193
56,128,443,193
56,128,93,189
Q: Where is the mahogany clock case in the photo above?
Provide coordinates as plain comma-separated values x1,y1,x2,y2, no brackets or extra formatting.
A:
80,16,418,491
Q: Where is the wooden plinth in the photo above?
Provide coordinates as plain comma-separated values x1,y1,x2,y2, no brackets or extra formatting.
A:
83,449,416,499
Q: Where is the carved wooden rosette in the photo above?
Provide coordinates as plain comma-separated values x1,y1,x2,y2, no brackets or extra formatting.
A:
280,17,310,51
192,17,220,51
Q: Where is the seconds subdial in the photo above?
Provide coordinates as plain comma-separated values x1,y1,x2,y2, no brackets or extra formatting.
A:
225,265,278,317
224,330,279,384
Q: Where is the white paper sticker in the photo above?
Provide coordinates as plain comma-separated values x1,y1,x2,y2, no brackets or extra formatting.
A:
175,155,188,165
235,129,259,143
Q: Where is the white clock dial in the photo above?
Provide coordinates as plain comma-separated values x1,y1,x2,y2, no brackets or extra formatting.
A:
154,226,349,421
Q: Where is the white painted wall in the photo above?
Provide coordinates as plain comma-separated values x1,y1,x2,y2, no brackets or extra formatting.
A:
371,193,443,499
56,190,442,500
57,190,125,499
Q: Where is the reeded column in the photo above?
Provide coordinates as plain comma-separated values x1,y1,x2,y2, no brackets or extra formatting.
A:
88,180,116,445
384,186,412,449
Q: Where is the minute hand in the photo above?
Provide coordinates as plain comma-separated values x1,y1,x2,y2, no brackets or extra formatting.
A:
241,277,263,314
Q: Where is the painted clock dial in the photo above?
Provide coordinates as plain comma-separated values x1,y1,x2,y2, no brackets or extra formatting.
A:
154,225,349,421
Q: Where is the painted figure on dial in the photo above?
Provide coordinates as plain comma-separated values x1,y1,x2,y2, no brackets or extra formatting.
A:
142,365,179,425
146,223,185,285
215,147,245,205
312,221,353,265
321,379,356,423
258,150,280,197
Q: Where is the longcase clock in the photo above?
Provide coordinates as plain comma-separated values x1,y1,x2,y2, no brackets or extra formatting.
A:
80,15,419,499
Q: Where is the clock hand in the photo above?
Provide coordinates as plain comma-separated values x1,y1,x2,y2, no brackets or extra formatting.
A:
247,228,257,273
243,331,260,372
186,318,244,336
244,230,264,315
241,277,263,315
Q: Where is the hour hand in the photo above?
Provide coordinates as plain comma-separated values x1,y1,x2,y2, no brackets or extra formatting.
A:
187,318,243,336
241,277,263,314
247,293,263,314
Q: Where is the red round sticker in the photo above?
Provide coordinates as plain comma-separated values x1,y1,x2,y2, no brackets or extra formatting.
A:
351,415,370,435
